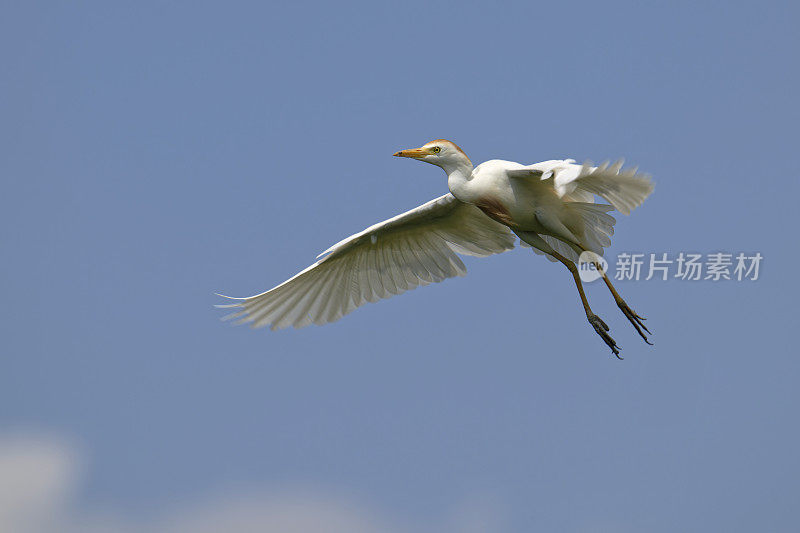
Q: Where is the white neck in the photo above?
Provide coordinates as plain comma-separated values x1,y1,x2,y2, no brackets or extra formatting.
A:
442,158,474,201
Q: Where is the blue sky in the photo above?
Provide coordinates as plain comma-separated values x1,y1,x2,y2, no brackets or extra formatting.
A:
2,1,798,531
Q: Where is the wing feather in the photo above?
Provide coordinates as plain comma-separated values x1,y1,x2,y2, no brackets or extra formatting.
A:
321,259,349,324
384,241,407,292
379,243,400,296
366,245,386,300
305,265,339,326
397,235,430,285
553,160,654,215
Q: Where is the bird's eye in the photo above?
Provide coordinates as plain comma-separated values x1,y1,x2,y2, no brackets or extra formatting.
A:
432,147,441,154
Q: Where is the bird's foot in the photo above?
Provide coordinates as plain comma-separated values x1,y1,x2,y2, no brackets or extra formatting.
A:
616,299,652,345
588,314,621,359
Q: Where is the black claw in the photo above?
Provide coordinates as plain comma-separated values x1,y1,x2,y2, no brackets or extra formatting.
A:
617,300,653,344
588,314,621,358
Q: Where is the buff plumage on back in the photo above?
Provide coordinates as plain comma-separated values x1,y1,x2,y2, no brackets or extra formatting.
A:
217,194,516,330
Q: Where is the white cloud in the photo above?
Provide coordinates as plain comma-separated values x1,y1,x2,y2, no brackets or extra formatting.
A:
155,491,405,533
0,433,505,533
0,433,79,533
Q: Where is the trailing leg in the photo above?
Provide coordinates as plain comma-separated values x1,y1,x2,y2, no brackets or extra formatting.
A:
553,251,621,358
590,260,652,345
516,231,621,358
551,232,653,346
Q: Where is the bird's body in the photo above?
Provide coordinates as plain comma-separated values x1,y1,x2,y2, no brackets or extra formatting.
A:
219,140,654,356
458,159,580,232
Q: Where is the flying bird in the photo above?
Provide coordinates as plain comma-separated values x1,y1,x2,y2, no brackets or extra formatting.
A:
218,140,654,356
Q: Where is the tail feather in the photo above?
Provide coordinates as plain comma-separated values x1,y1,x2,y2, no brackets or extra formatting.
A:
569,202,616,255
525,202,617,262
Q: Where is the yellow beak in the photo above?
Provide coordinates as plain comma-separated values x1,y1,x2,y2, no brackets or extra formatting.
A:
393,147,428,159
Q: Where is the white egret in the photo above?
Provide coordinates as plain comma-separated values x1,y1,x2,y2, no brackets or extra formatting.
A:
218,139,654,356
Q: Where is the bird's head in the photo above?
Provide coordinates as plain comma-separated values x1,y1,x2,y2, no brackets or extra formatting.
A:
393,139,472,171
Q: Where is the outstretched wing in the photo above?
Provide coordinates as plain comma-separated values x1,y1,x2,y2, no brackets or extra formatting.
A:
552,160,654,215
509,159,654,213
217,193,516,330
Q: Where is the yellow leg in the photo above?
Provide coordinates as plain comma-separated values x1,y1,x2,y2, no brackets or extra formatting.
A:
548,250,621,358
